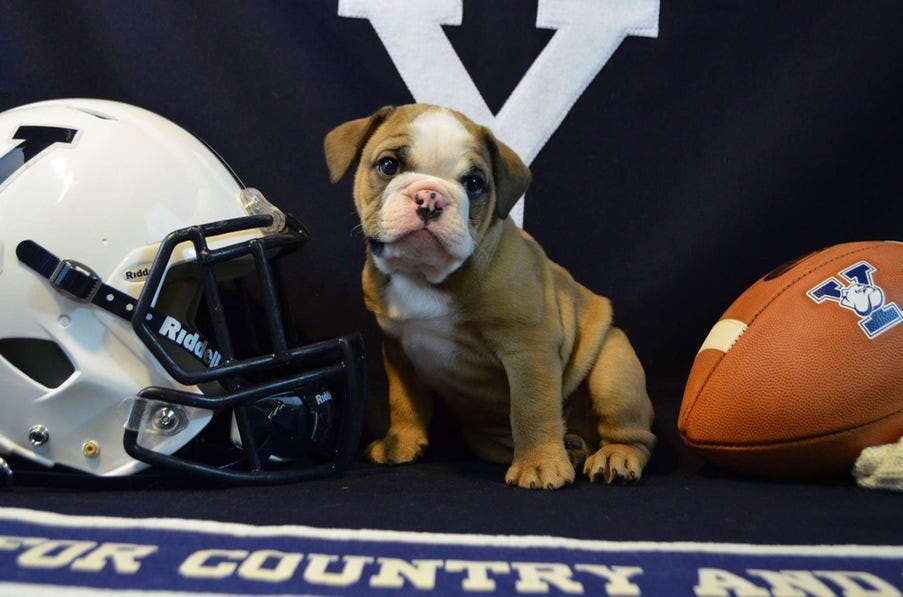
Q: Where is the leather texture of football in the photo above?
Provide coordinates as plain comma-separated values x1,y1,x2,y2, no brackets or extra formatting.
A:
679,240,903,477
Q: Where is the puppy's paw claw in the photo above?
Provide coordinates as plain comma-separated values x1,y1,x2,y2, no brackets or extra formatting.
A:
583,444,648,485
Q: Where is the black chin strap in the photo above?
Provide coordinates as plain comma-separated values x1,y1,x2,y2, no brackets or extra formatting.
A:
16,239,140,321
16,239,220,371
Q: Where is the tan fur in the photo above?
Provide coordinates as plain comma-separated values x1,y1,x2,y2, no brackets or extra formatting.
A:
325,104,655,489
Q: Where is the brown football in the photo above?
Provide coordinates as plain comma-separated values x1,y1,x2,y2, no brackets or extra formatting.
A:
679,241,903,477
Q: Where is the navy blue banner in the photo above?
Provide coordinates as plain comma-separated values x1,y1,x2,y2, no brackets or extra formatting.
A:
0,508,900,596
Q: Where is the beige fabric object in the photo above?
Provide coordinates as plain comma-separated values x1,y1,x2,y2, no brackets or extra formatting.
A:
853,436,903,492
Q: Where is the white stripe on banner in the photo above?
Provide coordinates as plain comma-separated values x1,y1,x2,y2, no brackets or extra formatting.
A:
0,507,900,596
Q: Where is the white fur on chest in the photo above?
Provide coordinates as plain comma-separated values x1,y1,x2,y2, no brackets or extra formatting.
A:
378,274,459,374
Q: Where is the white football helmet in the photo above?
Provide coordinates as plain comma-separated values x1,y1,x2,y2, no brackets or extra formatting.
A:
0,99,365,484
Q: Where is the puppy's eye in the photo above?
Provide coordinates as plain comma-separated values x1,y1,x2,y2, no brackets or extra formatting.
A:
461,175,485,199
376,156,400,177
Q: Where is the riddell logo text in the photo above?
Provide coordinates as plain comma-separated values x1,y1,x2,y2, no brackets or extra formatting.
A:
124,267,150,281
157,315,222,368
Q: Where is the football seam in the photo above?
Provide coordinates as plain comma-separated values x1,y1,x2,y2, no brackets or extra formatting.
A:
680,404,903,449
680,242,888,434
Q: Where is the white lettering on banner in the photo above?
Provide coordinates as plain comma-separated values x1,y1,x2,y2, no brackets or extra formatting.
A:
695,567,903,597
6,537,158,573
337,0,660,227
574,564,645,596
0,535,45,551
369,558,444,590
1,534,901,594
511,561,584,593
810,570,901,596
747,569,841,596
178,549,248,579
179,550,653,592
68,543,160,574
302,553,375,587
17,540,98,569
237,549,304,583
695,567,771,596
445,559,511,592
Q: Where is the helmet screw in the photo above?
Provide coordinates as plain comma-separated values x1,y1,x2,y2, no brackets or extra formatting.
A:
82,440,101,458
152,407,181,432
0,457,12,488
28,425,50,446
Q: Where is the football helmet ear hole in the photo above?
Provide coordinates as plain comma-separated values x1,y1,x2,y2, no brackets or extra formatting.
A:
70,105,118,121
0,338,75,389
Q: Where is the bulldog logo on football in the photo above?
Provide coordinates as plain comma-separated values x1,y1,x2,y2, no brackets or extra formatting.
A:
807,261,902,339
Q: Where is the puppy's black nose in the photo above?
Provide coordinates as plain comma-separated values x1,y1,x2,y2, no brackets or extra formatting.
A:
410,186,446,224
416,205,442,223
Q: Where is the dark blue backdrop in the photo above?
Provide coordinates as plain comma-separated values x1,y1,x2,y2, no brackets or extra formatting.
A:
0,0,900,511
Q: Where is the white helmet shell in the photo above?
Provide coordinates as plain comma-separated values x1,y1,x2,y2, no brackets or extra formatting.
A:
0,99,363,482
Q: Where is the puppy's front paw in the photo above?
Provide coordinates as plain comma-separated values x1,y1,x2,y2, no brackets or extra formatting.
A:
366,432,428,465
583,444,649,484
505,449,575,490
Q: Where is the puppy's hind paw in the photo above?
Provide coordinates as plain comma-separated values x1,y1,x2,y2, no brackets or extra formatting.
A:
366,433,428,465
583,444,648,485
564,433,589,471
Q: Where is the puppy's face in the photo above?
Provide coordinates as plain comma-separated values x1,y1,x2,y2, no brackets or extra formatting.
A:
325,105,530,283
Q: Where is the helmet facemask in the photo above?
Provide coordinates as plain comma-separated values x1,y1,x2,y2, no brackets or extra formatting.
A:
1,99,366,485
19,211,366,484
125,211,366,483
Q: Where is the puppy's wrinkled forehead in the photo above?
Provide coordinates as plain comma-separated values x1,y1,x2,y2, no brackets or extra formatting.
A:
408,109,478,175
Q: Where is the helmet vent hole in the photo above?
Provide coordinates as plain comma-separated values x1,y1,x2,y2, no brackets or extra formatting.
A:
0,338,75,389
72,107,118,121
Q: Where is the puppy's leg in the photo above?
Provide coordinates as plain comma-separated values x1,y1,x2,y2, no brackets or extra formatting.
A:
366,338,433,464
583,328,656,484
503,352,575,490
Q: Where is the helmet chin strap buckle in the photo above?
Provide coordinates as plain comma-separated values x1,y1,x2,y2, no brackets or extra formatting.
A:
17,239,140,320
49,258,102,303
15,239,104,303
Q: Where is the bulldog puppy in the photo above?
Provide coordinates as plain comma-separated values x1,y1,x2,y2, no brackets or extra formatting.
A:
324,104,655,489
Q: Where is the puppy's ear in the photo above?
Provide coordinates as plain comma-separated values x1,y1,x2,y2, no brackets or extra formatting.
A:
483,129,531,219
324,106,395,183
